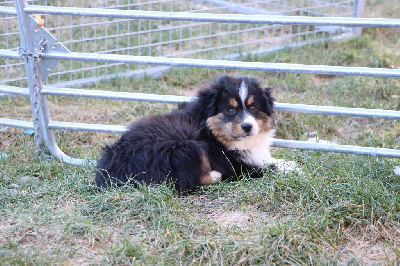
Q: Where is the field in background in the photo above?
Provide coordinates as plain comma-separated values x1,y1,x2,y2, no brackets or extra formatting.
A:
0,0,400,264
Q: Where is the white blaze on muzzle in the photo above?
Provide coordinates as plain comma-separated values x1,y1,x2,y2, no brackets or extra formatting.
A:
242,114,259,135
239,80,248,108
239,80,259,135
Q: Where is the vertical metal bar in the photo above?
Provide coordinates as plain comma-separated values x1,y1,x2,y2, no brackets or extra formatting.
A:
169,0,172,57
57,0,61,84
158,0,162,57
69,0,73,83
14,0,41,145
116,0,120,74
179,0,183,57
81,0,84,80
353,0,366,36
127,0,131,70
93,7,97,79
14,0,86,165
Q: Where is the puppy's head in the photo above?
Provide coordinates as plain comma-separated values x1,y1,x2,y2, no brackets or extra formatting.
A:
198,75,275,150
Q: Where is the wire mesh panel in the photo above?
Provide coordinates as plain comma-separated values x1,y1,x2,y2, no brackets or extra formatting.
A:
1,0,358,87
0,1,24,87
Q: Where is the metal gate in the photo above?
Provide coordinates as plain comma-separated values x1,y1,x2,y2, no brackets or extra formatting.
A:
1,0,361,88
0,0,399,165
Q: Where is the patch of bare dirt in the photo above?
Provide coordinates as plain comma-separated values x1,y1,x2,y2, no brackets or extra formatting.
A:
185,195,275,231
310,75,342,86
340,223,400,264
0,219,105,263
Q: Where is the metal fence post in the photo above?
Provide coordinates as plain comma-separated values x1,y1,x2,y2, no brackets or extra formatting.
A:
14,0,87,165
14,0,44,154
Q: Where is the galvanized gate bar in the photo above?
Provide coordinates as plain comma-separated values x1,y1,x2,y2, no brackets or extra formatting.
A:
0,117,34,130
41,87,192,104
4,114,398,160
0,85,30,96
24,5,400,28
45,121,400,159
0,49,22,60
48,121,127,134
43,51,400,78
41,87,400,120
0,6,17,15
2,85,399,120
274,103,400,120
272,139,400,158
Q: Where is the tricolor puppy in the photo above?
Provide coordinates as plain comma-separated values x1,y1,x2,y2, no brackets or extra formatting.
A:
95,75,297,193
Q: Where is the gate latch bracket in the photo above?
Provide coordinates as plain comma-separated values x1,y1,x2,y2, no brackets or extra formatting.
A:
28,15,70,81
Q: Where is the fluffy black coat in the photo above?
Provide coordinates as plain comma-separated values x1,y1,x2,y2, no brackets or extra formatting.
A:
95,75,276,193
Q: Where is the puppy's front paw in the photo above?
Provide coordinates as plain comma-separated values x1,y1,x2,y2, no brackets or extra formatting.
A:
200,170,222,185
273,159,302,174
210,170,222,182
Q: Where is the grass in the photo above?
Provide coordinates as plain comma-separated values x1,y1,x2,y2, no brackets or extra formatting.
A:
0,141,399,264
1,0,400,264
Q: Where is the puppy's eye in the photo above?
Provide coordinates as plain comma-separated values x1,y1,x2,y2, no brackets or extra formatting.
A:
249,105,257,112
226,107,236,114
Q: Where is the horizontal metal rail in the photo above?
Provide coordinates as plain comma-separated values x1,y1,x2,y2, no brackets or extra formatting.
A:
275,103,400,120
0,85,29,96
1,85,399,120
42,87,191,104
0,118,91,165
42,87,400,120
272,139,400,158
0,49,22,60
43,51,400,78
3,47,400,78
46,121,400,159
2,117,398,158
0,6,17,15
0,117,34,130
48,121,127,134
24,5,400,28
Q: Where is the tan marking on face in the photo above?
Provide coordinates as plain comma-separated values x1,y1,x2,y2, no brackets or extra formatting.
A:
232,116,244,136
207,114,244,139
207,114,254,149
229,98,238,108
207,112,274,150
247,96,255,106
207,115,236,147
256,114,272,132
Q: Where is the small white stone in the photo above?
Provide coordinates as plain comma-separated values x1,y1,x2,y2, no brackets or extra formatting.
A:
274,159,302,174
394,166,400,176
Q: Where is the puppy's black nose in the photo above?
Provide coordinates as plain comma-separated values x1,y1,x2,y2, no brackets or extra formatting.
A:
241,123,253,133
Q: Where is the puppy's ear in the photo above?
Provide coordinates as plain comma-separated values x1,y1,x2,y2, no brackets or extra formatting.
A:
263,87,275,116
196,87,219,116
248,77,275,116
193,75,232,117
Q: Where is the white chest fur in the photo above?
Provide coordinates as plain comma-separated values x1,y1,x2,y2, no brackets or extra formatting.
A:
230,130,275,166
